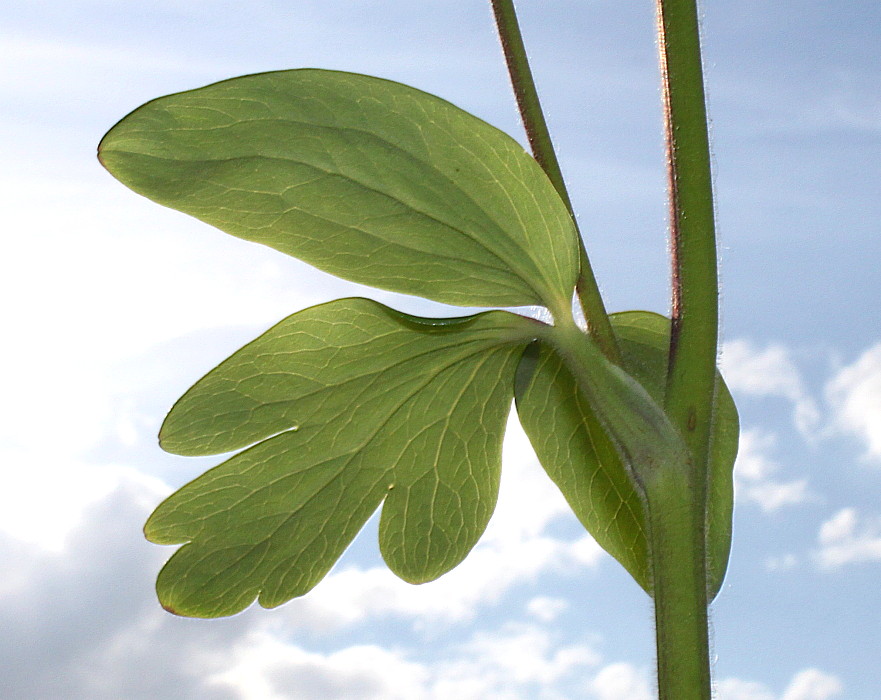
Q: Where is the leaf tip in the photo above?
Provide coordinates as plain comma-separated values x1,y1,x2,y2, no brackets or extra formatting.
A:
96,131,116,171
159,599,185,617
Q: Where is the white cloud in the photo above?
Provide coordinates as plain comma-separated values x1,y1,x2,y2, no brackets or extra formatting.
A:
780,669,843,700
0,449,164,552
734,430,812,512
210,634,430,700
0,471,254,700
588,662,653,700
717,669,842,700
0,481,605,700
0,407,611,699
212,621,602,700
435,622,600,699
813,507,881,569
526,596,569,623
764,554,799,572
716,677,776,700
209,622,603,700
826,342,881,463
720,340,820,435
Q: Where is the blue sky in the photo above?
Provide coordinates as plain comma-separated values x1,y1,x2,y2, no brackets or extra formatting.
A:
2,1,880,698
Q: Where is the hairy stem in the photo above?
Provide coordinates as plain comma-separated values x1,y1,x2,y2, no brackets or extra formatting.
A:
654,0,717,696
540,316,712,698
644,463,712,699
656,0,719,468
490,0,620,363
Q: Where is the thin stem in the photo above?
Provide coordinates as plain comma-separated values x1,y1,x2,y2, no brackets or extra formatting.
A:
656,0,719,470
490,0,621,364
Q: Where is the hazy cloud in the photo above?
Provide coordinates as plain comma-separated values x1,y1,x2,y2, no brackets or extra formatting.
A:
781,669,844,700
826,342,881,463
0,472,248,700
210,635,430,700
212,621,615,700
434,622,600,699
526,596,569,623
717,668,842,700
734,430,812,512
588,662,653,700
814,508,881,569
0,412,609,699
720,340,820,435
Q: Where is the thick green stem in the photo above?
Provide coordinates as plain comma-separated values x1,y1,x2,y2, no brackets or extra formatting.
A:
656,0,719,468
644,464,712,699
543,317,712,700
654,1,716,696
490,0,621,364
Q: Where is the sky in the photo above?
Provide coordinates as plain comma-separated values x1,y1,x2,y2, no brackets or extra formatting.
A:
1,0,880,698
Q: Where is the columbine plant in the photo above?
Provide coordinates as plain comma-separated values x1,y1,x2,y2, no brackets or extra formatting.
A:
99,1,737,697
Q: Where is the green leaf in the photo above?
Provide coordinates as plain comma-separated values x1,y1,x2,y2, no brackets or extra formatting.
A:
146,298,537,617
515,311,738,597
515,341,650,589
98,69,579,311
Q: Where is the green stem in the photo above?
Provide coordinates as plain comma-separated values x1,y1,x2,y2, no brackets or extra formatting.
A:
490,0,621,364
543,319,712,700
644,463,712,699
654,1,716,696
656,0,719,469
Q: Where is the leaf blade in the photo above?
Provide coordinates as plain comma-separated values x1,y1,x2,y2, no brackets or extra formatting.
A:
99,69,579,309
146,299,536,617
515,341,651,589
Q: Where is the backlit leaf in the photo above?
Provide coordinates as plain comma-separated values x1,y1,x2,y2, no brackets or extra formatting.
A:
146,298,538,617
98,69,579,310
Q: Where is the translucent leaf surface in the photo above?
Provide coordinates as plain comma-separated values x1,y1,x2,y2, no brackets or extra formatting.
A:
98,69,579,310
515,311,738,597
146,298,537,617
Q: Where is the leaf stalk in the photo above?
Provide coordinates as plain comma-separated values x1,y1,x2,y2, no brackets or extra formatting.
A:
490,0,621,363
